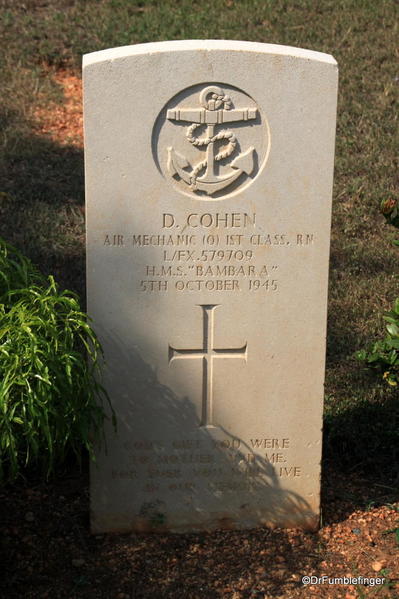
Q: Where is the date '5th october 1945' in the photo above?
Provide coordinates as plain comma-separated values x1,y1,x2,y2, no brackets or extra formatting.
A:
139,279,278,292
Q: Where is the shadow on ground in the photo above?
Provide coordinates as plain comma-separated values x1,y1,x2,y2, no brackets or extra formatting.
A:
0,116,86,302
0,464,323,599
323,392,399,484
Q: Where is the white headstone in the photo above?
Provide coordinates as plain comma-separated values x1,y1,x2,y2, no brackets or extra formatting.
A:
84,40,338,533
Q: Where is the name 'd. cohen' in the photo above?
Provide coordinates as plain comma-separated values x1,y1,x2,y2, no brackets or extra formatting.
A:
162,212,256,229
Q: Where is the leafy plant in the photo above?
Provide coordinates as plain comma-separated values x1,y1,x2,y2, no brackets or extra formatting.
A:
0,237,113,482
356,199,399,387
356,299,399,387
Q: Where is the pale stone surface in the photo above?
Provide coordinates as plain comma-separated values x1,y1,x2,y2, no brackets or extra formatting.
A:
84,40,338,533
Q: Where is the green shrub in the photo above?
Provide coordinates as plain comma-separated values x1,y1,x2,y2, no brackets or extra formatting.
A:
0,237,112,482
356,298,399,387
356,199,399,386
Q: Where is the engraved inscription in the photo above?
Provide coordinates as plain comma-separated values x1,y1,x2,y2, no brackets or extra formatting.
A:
162,212,256,228
115,437,303,488
104,211,317,295
168,305,247,427
102,213,319,295
250,438,290,448
279,466,301,477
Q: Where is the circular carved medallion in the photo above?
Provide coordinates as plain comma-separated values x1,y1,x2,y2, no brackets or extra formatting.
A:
153,83,270,200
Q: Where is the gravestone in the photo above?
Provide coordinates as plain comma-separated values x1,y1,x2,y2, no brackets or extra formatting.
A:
84,40,338,533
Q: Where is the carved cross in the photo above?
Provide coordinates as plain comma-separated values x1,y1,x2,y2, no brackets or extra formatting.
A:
168,304,247,427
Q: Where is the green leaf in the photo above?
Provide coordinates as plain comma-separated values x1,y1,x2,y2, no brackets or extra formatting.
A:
386,323,399,337
384,315,399,324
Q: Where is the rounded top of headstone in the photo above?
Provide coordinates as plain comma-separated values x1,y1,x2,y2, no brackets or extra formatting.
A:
83,40,337,68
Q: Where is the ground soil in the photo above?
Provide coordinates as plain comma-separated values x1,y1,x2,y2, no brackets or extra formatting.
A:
33,69,83,149
1,70,397,599
1,464,398,598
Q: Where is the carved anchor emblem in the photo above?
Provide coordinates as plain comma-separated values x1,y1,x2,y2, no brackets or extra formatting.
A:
167,85,257,195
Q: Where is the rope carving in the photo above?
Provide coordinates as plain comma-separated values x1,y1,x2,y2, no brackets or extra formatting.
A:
185,93,237,188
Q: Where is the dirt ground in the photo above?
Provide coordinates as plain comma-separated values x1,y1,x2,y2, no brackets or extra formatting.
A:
1,464,398,599
1,71,397,599
33,69,84,149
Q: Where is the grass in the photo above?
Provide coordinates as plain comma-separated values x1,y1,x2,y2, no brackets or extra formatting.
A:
0,0,398,480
